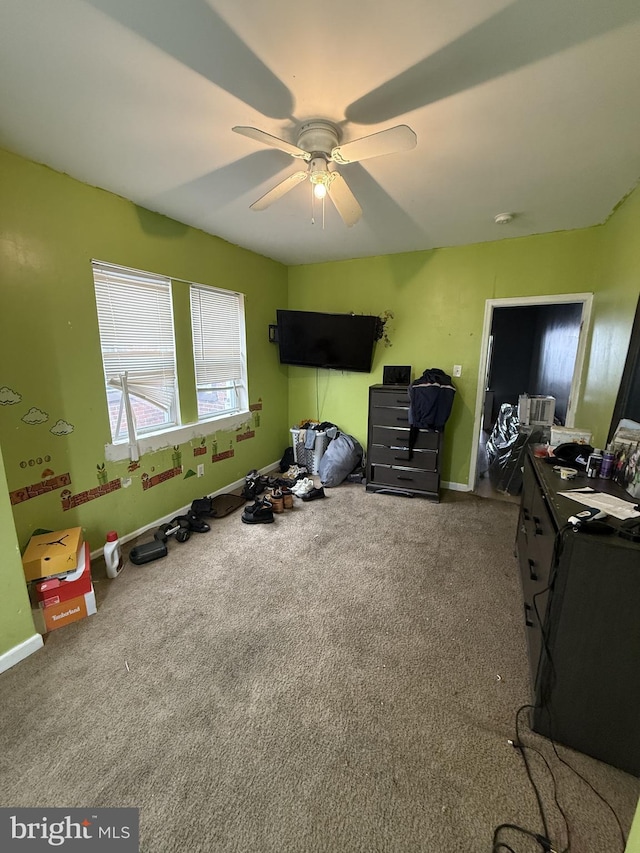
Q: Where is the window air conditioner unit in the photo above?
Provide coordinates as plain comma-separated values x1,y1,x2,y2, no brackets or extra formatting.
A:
518,394,555,427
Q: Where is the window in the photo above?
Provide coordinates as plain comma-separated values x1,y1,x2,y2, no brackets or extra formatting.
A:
92,261,248,457
190,283,247,421
93,262,177,444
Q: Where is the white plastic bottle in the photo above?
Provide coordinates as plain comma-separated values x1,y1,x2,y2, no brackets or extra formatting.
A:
104,530,124,579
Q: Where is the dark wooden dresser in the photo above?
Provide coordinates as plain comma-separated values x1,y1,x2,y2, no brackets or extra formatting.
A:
365,384,442,501
516,449,640,775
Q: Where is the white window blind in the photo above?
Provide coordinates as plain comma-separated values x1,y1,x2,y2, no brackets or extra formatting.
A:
93,261,178,441
190,284,246,420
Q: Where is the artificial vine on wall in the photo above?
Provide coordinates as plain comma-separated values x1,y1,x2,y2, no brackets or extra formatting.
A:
375,311,394,347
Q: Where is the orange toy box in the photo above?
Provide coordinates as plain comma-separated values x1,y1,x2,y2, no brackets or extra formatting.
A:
22,527,83,582
31,543,96,634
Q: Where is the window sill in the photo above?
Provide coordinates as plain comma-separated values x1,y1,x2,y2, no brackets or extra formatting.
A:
104,410,251,462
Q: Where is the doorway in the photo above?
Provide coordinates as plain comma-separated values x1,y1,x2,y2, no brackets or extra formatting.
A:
470,293,593,499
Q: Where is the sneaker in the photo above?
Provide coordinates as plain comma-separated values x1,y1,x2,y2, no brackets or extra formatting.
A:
292,478,314,496
242,470,267,500
301,486,326,502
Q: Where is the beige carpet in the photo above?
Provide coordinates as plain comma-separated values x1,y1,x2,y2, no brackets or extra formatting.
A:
1,483,637,853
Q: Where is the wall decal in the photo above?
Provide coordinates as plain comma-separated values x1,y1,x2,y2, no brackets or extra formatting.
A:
171,446,182,468
236,430,255,442
193,445,207,457
212,438,234,463
41,468,55,479
184,469,197,478
141,466,183,490
128,460,140,472
97,463,108,485
61,478,122,511
0,386,22,405
212,449,234,462
249,399,263,412
50,419,74,435
22,407,48,424
253,411,261,428
10,472,71,505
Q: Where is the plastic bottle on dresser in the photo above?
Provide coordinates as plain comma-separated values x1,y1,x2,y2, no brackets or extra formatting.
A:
104,530,124,579
600,444,615,480
586,449,603,478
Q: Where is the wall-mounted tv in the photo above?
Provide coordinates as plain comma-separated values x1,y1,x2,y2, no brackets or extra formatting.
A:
276,310,379,373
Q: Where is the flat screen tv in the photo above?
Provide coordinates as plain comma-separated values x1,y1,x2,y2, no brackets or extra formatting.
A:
276,310,378,373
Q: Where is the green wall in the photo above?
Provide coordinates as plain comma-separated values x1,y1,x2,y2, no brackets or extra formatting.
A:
0,147,290,661
0,444,35,652
287,194,639,485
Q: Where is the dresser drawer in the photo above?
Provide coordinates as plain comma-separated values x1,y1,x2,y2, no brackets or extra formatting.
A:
371,407,411,427
369,464,439,493
370,390,409,409
371,425,440,451
369,445,437,471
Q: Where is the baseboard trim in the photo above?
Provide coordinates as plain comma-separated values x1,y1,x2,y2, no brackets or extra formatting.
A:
90,460,280,561
0,633,44,674
442,481,472,492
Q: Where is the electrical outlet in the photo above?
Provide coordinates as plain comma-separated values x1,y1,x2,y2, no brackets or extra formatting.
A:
453,364,462,377
197,464,204,478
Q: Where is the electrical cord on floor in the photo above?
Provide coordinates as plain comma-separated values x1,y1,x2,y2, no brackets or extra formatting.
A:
548,740,627,851
514,705,570,853
492,822,556,853
493,843,518,853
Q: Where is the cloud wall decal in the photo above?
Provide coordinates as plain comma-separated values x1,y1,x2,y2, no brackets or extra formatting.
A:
50,419,75,435
22,407,49,424
0,387,22,405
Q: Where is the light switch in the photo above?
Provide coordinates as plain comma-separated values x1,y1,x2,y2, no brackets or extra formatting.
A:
453,364,462,377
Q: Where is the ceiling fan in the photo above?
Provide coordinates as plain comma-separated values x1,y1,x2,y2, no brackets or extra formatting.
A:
232,121,417,226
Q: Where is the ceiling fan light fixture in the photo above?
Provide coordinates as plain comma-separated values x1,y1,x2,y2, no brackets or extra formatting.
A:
494,212,514,225
313,182,327,200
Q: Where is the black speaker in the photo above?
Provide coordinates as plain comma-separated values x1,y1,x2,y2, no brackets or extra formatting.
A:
383,365,411,385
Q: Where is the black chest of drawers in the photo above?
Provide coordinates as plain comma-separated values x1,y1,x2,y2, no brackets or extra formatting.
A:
365,385,442,501
516,450,640,775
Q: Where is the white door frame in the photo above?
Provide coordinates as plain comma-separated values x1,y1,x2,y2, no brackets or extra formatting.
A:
469,292,593,491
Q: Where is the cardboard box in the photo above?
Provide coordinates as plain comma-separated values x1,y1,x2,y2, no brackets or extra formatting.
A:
550,426,592,447
32,587,96,635
34,542,91,608
22,527,83,582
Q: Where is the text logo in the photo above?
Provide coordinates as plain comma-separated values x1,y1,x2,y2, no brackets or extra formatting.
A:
0,809,138,850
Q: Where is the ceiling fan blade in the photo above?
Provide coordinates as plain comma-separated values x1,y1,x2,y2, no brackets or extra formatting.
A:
233,126,311,161
327,173,362,227
331,125,417,165
249,171,308,211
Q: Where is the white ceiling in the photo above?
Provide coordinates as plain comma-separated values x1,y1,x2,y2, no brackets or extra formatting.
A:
1,0,640,266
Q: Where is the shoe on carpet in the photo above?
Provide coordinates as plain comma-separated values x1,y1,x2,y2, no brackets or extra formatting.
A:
292,478,314,496
241,497,274,524
268,488,284,513
301,486,326,502
282,487,294,509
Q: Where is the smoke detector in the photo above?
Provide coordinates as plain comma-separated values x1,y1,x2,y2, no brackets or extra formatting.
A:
494,212,514,225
